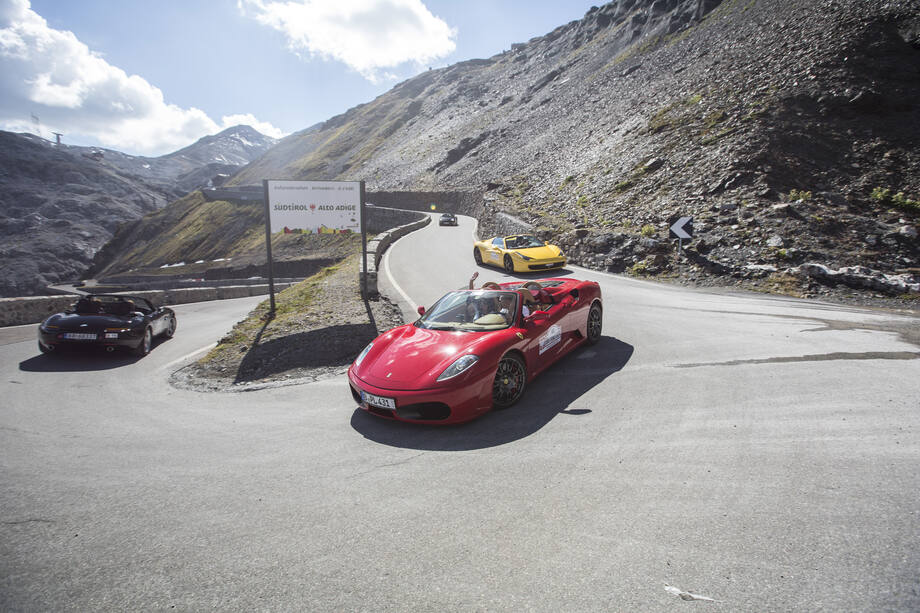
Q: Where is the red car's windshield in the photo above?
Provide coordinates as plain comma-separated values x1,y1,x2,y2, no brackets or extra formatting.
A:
418,291,518,331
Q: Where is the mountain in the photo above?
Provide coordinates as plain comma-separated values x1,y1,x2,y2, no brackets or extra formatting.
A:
64,125,278,195
0,126,277,296
92,0,920,298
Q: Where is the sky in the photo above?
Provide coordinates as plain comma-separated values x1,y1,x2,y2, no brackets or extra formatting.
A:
0,0,601,157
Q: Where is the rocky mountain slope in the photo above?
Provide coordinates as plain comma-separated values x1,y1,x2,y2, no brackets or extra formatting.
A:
0,126,276,296
90,125,278,193
97,0,920,300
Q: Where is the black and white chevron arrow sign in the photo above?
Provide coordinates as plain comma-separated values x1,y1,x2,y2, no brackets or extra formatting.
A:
669,216,693,240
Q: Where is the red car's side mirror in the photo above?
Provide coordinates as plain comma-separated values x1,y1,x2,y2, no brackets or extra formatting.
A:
417,306,426,316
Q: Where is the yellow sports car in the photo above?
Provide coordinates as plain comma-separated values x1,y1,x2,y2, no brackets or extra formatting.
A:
473,234,567,273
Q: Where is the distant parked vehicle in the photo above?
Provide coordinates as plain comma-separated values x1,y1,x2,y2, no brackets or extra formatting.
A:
37,294,176,357
439,213,458,226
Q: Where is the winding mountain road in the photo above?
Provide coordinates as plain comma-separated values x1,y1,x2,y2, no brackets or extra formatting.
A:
2,214,918,612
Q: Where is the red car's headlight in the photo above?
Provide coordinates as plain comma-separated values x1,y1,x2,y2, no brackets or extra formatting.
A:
437,354,479,381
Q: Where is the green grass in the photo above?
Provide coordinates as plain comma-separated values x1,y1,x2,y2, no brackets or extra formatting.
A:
203,259,347,364
629,260,650,276
788,189,813,202
872,187,920,214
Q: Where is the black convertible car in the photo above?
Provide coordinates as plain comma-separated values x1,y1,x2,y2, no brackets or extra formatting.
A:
38,294,177,357
439,213,458,226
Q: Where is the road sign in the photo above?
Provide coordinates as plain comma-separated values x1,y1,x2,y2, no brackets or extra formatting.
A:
670,216,693,240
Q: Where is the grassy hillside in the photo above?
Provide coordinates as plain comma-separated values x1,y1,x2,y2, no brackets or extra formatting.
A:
87,191,361,278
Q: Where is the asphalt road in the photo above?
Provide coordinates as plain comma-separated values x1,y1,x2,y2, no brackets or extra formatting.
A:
2,216,919,612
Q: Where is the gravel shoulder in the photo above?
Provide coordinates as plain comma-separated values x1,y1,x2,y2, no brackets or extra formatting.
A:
169,254,404,393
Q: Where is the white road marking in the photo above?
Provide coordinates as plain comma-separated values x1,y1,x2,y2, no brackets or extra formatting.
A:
664,584,718,602
160,342,216,371
382,245,418,311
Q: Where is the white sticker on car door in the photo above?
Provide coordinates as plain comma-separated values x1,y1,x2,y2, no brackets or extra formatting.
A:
539,324,562,354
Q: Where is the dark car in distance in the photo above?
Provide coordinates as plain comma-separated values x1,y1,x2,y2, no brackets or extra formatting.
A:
439,213,458,226
38,294,177,357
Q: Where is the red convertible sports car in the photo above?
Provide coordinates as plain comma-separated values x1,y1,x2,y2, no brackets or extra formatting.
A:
348,277,602,424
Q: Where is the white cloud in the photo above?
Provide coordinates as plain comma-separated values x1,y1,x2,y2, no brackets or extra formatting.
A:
239,0,455,83
220,113,285,139
0,0,284,155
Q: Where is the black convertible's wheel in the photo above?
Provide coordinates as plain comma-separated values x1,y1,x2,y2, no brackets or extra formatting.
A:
586,302,602,345
492,353,526,409
163,315,177,338
133,328,152,356
38,340,53,355
503,255,515,273
473,247,482,265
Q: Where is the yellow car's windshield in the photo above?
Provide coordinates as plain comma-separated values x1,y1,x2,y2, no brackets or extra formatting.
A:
506,235,544,249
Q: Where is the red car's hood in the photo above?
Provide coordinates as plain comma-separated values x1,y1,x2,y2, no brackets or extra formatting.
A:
357,324,496,388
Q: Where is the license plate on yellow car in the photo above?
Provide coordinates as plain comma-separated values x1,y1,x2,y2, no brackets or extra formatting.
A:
361,391,396,409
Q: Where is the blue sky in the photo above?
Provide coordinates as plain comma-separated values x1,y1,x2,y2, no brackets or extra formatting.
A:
0,0,599,156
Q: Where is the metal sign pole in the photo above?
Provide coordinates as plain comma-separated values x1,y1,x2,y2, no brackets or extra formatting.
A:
262,179,276,314
360,181,367,299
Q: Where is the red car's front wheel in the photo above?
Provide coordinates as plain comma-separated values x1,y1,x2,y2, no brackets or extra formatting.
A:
493,353,526,409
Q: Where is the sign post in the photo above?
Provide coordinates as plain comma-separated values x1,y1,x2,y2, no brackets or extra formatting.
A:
360,182,367,298
262,180,277,314
669,215,693,257
262,180,364,313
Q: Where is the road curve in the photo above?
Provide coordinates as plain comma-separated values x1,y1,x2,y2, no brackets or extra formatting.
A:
1,218,919,612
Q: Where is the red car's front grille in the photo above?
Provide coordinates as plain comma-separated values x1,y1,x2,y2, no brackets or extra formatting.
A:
367,406,396,419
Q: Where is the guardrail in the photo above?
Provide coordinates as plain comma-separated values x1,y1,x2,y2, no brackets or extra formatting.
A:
0,283,293,328
361,214,431,298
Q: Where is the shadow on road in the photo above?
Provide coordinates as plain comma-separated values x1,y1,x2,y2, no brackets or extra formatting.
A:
18,345,159,372
350,335,634,451
235,322,378,383
473,263,577,283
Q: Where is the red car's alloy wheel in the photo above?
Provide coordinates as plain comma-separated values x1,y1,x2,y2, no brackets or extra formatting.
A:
587,303,602,345
493,353,526,409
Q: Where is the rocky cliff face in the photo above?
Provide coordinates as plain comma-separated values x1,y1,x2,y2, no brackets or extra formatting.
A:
227,0,918,299
0,126,276,296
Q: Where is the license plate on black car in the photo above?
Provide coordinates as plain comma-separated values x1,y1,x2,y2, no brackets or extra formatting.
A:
63,332,96,340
